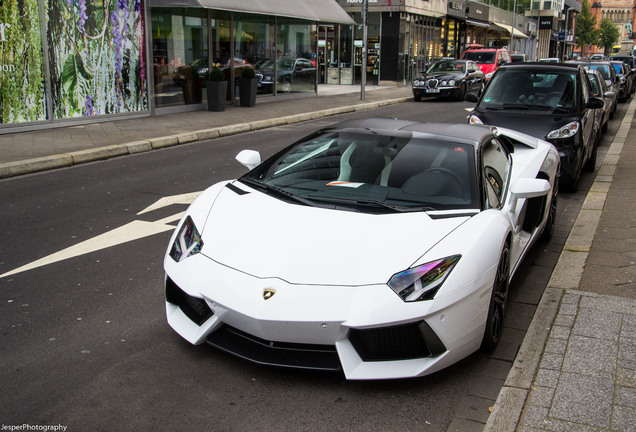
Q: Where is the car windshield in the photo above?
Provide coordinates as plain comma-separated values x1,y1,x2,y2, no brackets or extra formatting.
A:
241,130,479,213
589,64,611,80
478,69,578,112
462,51,495,64
612,63,622,74
427,61,465,73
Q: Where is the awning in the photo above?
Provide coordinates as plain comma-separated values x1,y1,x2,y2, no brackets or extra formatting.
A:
149,0,356,25
466,19,491,29
492,22,529,39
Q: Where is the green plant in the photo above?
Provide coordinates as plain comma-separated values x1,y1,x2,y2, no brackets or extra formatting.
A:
208,63,225,81
241,67,256,79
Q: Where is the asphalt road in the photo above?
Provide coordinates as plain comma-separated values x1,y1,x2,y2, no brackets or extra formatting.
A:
0,98,626,432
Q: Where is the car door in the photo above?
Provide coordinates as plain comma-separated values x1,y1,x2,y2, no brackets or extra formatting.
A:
578,68,596,162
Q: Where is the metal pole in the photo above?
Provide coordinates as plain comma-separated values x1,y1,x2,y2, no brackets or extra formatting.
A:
511,0,517,53
361,0,368,101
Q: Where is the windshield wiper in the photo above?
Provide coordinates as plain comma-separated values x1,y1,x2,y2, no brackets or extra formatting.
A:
307,195,433,213
239,179,322,208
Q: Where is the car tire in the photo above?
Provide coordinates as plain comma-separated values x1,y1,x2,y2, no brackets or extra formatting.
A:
583,134,599,172
540,177,558,242
481,243,510,352
414,94,422,102
456,83,467,101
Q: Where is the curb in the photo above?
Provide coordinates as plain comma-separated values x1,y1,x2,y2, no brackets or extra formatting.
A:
483,95,636,432
0,96,412,179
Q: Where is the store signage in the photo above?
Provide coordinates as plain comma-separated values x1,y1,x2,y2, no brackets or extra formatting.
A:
467,3,488,21
448,1,466,18
539,17,554,29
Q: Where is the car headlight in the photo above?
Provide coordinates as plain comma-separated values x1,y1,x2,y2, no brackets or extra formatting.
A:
486,72,494,79
547,121,579,139
169,216,204,262
469,115,483,125
441,80,448,86
264,75,272,81
414,79,421,86
388,255,461,302
449,79,456,87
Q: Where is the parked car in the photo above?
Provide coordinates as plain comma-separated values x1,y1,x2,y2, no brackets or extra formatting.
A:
255,57,316,94
164,117,559,380
511,53,527,63
610,60,633,101
566,59,619,117
412,59,486,101
460,47,511,81
589,54,606,60
467,63,604,192
610,54,636,70
586,68,615,133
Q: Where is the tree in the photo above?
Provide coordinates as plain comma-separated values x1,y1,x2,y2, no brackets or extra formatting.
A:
597,18,621,55
575,0,599,57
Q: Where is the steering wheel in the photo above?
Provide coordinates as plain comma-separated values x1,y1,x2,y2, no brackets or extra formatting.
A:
421,167,465,195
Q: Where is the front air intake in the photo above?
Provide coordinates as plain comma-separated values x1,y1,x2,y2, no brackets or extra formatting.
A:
349,321,446,361
165,276,213,326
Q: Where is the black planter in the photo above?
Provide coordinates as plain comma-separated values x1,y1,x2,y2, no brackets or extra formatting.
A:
206,80,227,112
238,78,257,107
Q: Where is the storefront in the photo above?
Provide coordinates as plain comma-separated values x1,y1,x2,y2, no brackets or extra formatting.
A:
0,0,148,132
0,0,354,132
335,0,447,85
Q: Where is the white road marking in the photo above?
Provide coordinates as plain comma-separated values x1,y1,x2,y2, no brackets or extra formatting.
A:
1,192,200,279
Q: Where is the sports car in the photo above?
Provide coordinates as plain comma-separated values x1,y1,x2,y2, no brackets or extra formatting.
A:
413,59,486,101
164,118,560,380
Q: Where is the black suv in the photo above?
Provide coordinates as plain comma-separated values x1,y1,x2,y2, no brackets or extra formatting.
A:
466,63,603,192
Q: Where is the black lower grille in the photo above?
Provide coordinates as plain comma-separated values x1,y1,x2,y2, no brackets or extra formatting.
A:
349,321,446,362
165,276,213,326
206,325,341,371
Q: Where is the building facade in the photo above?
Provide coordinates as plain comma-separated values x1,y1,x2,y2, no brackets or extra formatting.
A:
0,0,353,132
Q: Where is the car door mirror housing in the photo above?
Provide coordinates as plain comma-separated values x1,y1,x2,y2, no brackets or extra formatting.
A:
586,97,604,109
236,150,261,170
509,178,551,213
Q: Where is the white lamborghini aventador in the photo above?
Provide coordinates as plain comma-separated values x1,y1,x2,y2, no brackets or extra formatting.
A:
164,118,560,380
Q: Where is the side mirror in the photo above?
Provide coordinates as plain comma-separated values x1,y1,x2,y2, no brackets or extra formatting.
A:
236,150,261,170
586,97,604,109
465,92,480,103
605,90,616,98
509,178,551,213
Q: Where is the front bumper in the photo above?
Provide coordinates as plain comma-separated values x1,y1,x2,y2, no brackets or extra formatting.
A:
413,86,458,98
164,253,490,380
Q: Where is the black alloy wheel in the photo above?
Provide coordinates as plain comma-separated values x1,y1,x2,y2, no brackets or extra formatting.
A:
481,243,510,351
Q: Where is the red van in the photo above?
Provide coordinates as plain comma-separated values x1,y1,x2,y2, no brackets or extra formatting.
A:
460,47,511,81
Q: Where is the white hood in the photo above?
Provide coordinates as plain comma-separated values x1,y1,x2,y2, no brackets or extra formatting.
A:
201,183,470,286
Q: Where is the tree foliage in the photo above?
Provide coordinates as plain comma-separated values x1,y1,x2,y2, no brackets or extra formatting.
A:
575,0,599,56
597,18,621,55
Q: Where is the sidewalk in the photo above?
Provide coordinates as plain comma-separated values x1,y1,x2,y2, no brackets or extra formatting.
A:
0,85,412,178
485,97,636,432
1,84,634,431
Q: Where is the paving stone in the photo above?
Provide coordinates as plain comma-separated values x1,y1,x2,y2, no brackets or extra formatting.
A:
550,372,614,428
562,335,618,379
553,313,576,328
615,385,636,408
611,405,636,432
572,308,623,341
549,325,571,340
540,352,564,371
467,375,505,401
519,405,550,429
526,386,555,408
535,368,560,388
544,339,568,356
617,367,636,388
453,395,493,423
558,303,578,316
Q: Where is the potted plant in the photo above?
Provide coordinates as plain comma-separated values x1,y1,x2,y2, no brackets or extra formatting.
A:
206,63,227,112
238,67,258,107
